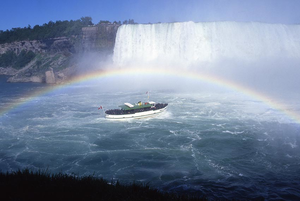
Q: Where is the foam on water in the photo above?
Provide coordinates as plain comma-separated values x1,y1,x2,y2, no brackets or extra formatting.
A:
1,83,300,199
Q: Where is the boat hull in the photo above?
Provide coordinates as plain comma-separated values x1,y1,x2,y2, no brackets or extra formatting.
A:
105,106,167,120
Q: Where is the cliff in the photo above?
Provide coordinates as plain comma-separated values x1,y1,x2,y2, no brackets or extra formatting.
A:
0,24,120,83
82,24,118,51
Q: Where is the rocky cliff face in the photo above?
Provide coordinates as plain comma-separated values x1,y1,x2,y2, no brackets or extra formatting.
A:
0,37,76,55
0,40,46,55
0,67,17,75
2,37,76,83
1,24,120,84
81,24,120,52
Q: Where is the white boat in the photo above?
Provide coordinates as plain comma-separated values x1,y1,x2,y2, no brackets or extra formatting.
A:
105,101,168,119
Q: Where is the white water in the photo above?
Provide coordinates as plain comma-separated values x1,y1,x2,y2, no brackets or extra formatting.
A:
113,21,300,66
2,20,300,199
1,80,300,200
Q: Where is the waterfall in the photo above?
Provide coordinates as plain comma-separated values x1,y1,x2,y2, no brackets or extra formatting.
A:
113,21,300,66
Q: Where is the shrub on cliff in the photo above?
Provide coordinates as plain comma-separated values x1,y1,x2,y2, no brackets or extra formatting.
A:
13,50,36,69
0,169,206,201
0,50,16,67
0,50,35,69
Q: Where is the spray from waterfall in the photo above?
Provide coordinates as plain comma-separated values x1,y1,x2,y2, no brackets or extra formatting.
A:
111,21,300,98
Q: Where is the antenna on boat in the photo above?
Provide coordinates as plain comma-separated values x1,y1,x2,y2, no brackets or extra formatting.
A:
146,91,150,101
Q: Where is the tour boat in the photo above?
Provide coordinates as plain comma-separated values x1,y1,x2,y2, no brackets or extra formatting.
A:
105,101,168,119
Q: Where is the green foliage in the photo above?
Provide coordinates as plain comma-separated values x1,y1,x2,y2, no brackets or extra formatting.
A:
0,16,94,44
123,19,136,24
113,21,122,24
0,51,17,67
0,50,36,69
97,20,122,25
98,20,111,24
80,17,93,26
13,50,36,69
0,17,137,45
32,53,70,73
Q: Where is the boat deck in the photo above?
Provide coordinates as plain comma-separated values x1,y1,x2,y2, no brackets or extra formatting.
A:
105,103,168,115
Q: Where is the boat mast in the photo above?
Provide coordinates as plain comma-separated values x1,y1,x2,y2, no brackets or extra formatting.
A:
147,91,150,101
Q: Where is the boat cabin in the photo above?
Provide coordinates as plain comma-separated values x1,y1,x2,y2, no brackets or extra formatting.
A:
119,101,156,111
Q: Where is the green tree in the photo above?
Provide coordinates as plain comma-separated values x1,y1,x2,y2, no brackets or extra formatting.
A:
98,20,111,24
128,19,135,24
80,17,93,26
0,16,105,44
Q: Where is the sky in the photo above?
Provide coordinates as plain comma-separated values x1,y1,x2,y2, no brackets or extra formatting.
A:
1,0,300,31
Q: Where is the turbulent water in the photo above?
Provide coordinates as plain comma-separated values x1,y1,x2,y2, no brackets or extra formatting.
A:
113,21,300,66
0,76,300,200
1,21,300,200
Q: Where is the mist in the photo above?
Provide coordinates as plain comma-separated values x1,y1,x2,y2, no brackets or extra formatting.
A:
71,21,300,106
73,51,113,75
199,58,300,97
93,21,299,100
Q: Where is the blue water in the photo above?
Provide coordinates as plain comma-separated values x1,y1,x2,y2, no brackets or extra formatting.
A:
0,75,300,200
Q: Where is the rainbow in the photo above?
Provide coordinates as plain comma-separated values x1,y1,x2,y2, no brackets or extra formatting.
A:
1,66,300,124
